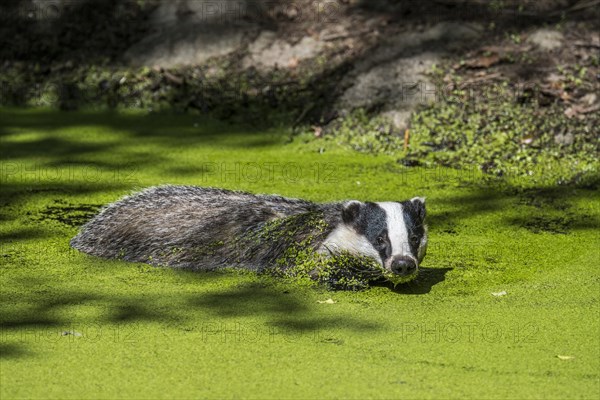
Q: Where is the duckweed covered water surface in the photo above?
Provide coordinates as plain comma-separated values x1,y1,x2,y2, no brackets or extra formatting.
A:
1,108,598,399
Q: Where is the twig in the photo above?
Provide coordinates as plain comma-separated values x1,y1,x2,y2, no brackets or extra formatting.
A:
163,71,183,85
460,72,503,86
580,104,600,114
321,31,371,41
574,41,600,49
547,0,600,16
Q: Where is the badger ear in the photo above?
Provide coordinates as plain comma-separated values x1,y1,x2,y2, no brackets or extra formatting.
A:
342,200,362,224
410,197,426,221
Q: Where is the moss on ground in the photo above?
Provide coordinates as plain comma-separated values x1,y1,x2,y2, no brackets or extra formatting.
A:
314,97,598,188
1,108,599,399
406,90,599,186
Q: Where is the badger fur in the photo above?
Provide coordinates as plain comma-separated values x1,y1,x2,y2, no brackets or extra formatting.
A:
71,186,428,286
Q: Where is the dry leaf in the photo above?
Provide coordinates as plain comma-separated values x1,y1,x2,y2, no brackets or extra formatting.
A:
562,102,599,118
564,106,580,118
557,355,575,360
317,298,336,304
464,54,501,69
312,125,323,138
580,93,597,106
580,104,600,114
559,91,572,102
492,291,507,297
287,57,299,69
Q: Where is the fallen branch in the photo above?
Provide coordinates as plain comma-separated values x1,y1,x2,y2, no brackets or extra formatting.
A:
163,71,183,86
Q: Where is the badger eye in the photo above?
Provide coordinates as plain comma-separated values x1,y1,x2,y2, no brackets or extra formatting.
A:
376,236,386,246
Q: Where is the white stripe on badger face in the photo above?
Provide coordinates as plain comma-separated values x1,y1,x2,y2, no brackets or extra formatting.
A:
319,224,382,265
377,202,411,259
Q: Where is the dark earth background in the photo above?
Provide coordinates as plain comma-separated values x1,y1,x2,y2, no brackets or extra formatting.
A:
1,0,599,183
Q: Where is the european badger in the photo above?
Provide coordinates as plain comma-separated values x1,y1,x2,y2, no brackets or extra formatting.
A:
71,186,427,289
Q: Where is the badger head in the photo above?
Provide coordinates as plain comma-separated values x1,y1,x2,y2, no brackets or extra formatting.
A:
322,198,427,278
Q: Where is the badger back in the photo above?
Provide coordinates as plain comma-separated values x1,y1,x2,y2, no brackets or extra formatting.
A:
70,185,336,270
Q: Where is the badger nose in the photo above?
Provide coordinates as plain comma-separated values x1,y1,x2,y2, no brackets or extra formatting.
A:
391,257,417,276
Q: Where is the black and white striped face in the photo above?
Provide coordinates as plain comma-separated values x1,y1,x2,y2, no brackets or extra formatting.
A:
322,198,427,277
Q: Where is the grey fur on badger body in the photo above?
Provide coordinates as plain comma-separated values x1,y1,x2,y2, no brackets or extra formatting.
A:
71,185,428,282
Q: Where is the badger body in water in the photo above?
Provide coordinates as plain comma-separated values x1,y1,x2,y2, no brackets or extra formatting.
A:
71,186,428,289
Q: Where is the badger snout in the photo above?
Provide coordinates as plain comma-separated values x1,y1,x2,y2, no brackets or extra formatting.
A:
390,256,417,276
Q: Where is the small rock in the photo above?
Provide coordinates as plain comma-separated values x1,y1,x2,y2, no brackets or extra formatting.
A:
554,132,574,146
527,29,564,51
244,33,325,70
380,110,412,133
545,73,565,83
521,135,534,145
336,22,481,119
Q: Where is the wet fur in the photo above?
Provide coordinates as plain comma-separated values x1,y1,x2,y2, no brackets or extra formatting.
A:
71,186,343,270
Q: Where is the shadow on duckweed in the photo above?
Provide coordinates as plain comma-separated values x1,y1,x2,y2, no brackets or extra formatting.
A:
0,109,282,211
0,343,31,360
370,267,452,295
188,281,382,332
428,177,600,235
0,273,383,360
